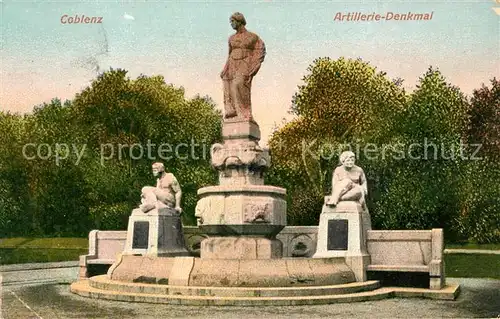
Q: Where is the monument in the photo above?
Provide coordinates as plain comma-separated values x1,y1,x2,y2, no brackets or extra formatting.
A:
71,12,459,305
195,11,287,260
313,151,372,281
122,162,190,257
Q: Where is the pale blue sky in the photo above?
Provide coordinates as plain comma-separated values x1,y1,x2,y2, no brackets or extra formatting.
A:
1,0,499,144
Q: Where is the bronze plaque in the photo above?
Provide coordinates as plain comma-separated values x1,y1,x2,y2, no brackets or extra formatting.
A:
327,219,348,250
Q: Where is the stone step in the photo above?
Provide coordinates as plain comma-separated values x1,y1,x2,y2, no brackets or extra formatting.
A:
70,279,393,306
88,275,381,297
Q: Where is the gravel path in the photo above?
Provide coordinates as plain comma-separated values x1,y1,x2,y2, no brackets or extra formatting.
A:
1,278,499,318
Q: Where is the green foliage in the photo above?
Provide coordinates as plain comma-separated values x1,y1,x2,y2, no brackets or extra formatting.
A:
0,112,32,237
270,59,497,243
373,67,469,238
455,78,500,243
465,78,500,160
0,68,222,237
291,57,407,142
89,202,133,230
455,159,500,243
269,57,407,226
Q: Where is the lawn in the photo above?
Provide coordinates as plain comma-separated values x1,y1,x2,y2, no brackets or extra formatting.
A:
446,243,500,250
444,254,500,279
0,237,88,265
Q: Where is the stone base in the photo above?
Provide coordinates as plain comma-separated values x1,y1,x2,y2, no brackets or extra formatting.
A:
123,207,191,257
107,254,176,283
71,276,461,305
218,167,265,186
313,200,372,281
199,224,284,237
200,237,282,259
222,120,260,141
345,254,371,282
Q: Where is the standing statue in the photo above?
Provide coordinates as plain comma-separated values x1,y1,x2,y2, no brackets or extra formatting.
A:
138,162,183,214
326,151,368,210
220,12,266,121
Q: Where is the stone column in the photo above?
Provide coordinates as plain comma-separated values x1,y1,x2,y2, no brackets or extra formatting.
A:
195,119,287,260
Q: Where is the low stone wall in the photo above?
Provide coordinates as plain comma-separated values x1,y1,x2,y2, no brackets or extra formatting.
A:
78,226,318,279
79,226,445,289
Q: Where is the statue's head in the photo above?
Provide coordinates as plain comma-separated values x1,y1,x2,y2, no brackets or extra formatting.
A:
230,12,246,30
339,151,356,168
152,162,165,177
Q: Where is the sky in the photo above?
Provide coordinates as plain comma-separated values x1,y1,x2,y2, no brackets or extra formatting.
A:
1,0,499,145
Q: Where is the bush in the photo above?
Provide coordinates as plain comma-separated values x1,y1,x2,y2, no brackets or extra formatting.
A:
455,159,500,243
89,202,133,230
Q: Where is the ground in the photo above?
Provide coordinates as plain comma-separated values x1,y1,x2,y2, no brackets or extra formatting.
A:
1,278,499,318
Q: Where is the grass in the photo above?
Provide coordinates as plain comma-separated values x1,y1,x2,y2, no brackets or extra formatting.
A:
0,237,88,249
445,254,500,279
446,243,500,250
0,248,87,265
0,237,88,265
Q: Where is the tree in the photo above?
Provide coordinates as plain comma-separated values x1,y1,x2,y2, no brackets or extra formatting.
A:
268,57,407,225
374,67,469,236
465,77,500,160
0,68,223,236
71,69,222,228
456,78,500,243
0,112,31,236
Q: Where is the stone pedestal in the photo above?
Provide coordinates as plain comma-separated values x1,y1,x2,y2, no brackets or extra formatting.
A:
195,119,287,261
201,236,283,259
222,119,261,141
313,199,372,281
123,207,190,257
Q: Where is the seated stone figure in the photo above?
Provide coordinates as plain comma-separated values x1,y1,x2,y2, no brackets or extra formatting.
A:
326,151,367,210
137,162,183,214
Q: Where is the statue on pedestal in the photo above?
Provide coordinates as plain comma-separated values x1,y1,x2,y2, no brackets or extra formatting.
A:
220,12,266,121
325,151,368,210
123,162,190,257
138,162,183,215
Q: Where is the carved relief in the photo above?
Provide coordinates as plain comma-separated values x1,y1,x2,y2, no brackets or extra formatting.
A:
243,203,271,223
195,197,225,225
289,234,314,257
210,142,270,171
195,198,210,225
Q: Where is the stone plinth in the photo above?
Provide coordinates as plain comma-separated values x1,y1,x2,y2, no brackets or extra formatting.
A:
211,120,271,187
123,207,190,257
222,120,261,141
313,200,372,281
200,237,283,259
188,257,355,287
107,255,356,287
